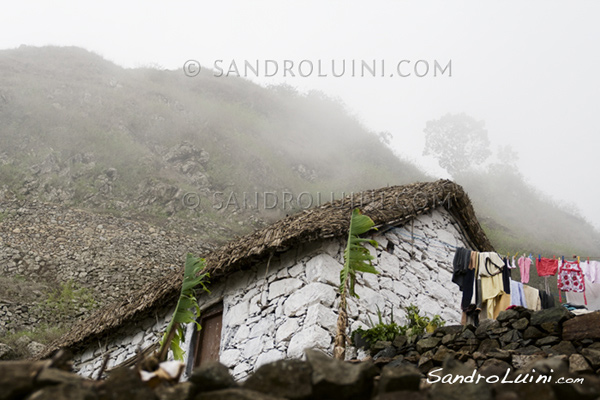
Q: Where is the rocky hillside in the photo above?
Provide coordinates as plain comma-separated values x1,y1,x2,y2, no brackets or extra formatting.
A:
0,197,214,353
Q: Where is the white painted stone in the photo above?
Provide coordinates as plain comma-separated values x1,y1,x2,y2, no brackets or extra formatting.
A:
81,348,95,363
373,234,388,251
405,260,430,282
346,297,359,319
381,289,401,307
426,280,454,305
395,248,411,262
287,326,331,358
283,282,336,316
268,278,304,300
220,349,241,368
304,303,338,335
288,263,304,278
364,243,377,259
275,267,289,279
305,253,341,286
250,315,275,338
380,277,394,291
322,239,341,258
224,270,255,296
227,300,250,327
233,362,252,377
416,293,443,317
131,331,144,346
275,318,300,342
248,294,262,316
436,229,458,248
254,349,285,371
384,232,399,245
423,260,438,271
391,307,407,325
392,280,411,298
115,352,127,366
233,325,250,343
243,336,264,359
362,272,380,290
378,251,401,279
354,285,386,312
242,287,259,302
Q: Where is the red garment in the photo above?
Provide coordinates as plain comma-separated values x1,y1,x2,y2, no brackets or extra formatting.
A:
537,257,559,277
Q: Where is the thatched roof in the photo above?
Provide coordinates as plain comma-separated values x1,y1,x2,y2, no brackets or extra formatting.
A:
39,180,493,358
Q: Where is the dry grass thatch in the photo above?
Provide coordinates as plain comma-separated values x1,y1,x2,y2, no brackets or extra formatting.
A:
39,179,493,358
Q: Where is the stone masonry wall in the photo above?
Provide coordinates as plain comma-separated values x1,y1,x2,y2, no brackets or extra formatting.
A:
72,207,469,381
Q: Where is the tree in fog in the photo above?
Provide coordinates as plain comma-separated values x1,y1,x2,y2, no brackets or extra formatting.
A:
423,113,491,176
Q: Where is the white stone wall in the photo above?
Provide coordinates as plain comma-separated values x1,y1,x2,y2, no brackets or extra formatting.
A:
72,207,468,381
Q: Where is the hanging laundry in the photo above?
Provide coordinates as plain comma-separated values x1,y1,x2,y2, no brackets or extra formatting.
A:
510,279,527,307
510,256,518,269
518,255,531,284
538,290,555,309
557,260,587,305
565,264,600,311
589,260,600,283
536,257,559,277
522,285,542,311
452,247,472,290
502,258,511,294
492,292,512,319
478,252,504,277
481,273,505,319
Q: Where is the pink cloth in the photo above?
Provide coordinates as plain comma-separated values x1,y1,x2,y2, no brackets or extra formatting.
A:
518,256,531,284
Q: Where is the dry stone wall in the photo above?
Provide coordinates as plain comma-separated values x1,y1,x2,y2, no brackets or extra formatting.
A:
71,207,469,381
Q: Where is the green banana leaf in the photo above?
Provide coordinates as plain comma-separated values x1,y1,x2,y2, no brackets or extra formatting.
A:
341,208,379,298
160,253,210,361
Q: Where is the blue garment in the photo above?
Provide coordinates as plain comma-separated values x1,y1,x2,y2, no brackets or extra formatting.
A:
510,279,527,307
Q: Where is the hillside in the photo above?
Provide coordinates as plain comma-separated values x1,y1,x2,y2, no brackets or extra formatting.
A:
1,46,599,359
0,45,426,242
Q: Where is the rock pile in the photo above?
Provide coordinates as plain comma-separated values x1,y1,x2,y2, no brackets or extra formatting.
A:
0,198,214,335
364,306,600,378
1,343,599,400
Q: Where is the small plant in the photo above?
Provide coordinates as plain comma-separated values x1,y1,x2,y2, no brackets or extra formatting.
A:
352,307,401,347
402,304,445,337
352,304,445,348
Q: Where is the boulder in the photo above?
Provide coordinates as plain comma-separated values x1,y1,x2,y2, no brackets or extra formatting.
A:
529,307,572,327
562,311,600,341
189,362,237,394
306,349,377,400
416,337,440,354
244,359,312,400
378,364,421,394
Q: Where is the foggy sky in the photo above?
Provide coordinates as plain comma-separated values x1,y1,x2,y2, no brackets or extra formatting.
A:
2,1,599,228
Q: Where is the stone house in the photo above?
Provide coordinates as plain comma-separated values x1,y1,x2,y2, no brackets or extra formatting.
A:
39,180,494,380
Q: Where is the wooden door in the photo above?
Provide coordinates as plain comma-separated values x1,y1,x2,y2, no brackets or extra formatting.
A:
193,302,223,367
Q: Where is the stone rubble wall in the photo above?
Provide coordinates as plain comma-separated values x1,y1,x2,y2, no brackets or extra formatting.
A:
72,207,469,380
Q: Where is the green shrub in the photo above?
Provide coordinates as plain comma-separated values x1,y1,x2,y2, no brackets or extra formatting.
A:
352,304,445,348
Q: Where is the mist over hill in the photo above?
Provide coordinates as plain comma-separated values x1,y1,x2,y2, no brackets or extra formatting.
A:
0,46,426,240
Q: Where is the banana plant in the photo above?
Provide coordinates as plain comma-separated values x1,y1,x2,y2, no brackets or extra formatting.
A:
158,253,210,362
334,208,379,360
